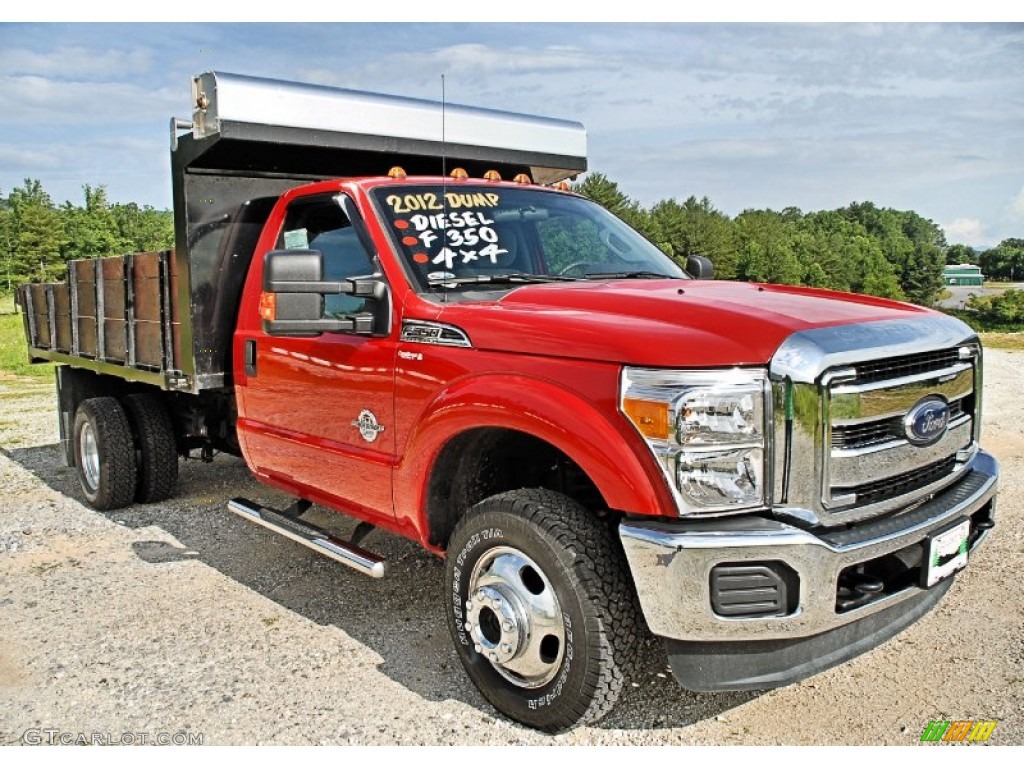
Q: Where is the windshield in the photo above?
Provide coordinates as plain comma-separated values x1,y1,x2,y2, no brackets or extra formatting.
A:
371,184,685,290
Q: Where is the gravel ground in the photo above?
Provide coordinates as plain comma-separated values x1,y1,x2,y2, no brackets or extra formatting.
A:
0,352,1021,746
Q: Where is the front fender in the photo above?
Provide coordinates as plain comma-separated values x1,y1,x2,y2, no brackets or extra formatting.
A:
393,372,676,545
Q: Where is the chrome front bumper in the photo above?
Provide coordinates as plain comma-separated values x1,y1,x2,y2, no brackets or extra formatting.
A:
620,450,998,643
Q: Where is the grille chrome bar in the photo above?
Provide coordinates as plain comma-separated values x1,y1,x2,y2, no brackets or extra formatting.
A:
830,365,973,424
833,401,965,450
835,456,958,506
847,347,969,385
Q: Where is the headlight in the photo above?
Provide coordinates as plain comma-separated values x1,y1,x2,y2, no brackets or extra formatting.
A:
621,368,769,515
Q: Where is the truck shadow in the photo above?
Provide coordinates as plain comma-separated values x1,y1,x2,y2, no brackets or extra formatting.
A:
2,442,761,734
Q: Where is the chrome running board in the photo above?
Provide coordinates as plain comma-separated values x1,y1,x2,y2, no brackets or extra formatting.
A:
228,497,385,578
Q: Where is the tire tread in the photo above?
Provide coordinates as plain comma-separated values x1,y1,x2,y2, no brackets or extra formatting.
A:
122,393,178,503
446,488,644,731
74,397,137,511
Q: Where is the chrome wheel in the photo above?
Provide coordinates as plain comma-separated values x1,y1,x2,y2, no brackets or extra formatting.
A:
463,546,565,689
79,421,101,492
72,398,137,511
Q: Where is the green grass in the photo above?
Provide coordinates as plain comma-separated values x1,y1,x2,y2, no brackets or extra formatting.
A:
982,281,1017,289
980,332,1024,351
0,293,54,378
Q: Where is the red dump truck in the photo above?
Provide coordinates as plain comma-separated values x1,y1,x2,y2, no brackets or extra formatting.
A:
18,72,998,731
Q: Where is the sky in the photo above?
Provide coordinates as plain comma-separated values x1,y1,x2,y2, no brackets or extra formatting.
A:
0,21,1022,249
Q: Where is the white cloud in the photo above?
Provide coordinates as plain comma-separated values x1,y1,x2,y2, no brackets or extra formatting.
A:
0,144,64,171
301,43,604,87
1009,187,1024,219
0,75,178,126
0,46,153,79
942,218,989,247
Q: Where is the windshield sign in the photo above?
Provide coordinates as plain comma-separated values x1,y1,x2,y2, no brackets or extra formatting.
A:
372,185,685,289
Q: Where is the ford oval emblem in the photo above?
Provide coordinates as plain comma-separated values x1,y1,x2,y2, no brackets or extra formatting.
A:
904,396,950,446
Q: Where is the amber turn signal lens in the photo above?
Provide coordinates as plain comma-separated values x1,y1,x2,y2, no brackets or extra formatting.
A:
259,292,277,321
450,167,469,180
483,170,502,181
622,398,670,441
513,173,532,185
387,166,407,179
554,181,571,191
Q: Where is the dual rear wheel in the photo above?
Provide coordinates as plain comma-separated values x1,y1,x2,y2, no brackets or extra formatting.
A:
73,394,178,510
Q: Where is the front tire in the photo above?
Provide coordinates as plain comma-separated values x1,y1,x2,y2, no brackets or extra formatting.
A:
73,397,137,511
445,489,642,731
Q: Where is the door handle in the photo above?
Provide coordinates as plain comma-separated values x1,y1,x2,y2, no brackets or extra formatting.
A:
244,339,257,377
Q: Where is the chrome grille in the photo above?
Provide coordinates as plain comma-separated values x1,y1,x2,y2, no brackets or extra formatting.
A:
770,317,982,528
832,400,965,450
850,348,964,385
833,456,958,506
824,346,977,517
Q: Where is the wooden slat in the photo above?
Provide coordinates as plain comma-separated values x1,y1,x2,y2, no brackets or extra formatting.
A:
52,284,72,353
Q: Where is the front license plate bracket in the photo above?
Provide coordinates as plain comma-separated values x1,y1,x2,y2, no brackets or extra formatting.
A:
922,518,970,588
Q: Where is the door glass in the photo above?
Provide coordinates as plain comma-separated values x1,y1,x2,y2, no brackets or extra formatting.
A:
279,196,374,316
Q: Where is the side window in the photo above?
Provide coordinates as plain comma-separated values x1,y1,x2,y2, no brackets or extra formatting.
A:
278,196,375,317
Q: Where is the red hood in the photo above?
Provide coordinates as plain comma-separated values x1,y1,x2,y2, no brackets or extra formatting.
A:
434,280,932,367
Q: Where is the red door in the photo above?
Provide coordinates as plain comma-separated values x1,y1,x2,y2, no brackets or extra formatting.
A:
237,193,396,523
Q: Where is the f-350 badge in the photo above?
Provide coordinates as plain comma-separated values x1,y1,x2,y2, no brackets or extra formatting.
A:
352,410,385,443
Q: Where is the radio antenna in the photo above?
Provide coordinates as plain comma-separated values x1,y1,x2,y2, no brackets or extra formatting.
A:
441,73,447,179
440,74,449,302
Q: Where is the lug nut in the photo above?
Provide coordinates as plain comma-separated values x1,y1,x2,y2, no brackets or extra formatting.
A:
464,622,473,631
489,652,497,661
502,621,513,632
501,643,512,654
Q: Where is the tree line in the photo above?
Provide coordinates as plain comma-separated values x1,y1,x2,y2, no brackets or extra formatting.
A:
2,175,1021,313
962,239,1024,282
573,173,1021,308
0,179,173,292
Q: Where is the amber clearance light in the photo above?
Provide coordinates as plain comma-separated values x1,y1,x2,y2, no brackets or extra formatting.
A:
259,292,277,321
622,397,669,441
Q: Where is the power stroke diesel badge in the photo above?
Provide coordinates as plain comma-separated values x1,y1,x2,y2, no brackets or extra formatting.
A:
352,410,385,443
904,396,950,446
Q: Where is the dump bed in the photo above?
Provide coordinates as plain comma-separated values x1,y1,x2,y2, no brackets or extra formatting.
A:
19,71,587,393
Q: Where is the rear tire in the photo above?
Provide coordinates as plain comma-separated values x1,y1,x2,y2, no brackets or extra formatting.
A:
73,397,137,511
444,489,642,732
122,393,178,503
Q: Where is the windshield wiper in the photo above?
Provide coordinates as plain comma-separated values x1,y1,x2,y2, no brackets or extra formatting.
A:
427,273,580,287
580,270,678,280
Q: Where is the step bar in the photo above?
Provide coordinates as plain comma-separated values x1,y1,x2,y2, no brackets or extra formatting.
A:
228,497,385,578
